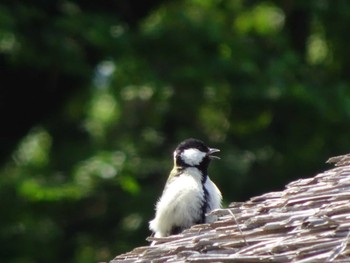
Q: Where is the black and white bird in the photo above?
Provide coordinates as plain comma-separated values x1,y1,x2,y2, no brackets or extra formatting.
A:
149,138,222,240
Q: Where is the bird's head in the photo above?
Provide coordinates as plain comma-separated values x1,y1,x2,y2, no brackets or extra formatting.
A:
173,138,220,174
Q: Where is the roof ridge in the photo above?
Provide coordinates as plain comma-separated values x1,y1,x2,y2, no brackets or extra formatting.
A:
112,154,350,263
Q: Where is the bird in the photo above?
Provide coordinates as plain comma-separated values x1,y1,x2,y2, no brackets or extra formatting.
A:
149,138,222,241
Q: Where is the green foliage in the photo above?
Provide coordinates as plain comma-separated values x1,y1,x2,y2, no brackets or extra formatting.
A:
1,0,350,263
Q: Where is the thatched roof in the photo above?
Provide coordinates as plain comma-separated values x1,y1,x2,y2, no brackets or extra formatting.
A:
112,154,350,263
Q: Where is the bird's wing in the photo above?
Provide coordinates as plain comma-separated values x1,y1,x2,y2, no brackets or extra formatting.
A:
163,167,183,192
150,170,203,236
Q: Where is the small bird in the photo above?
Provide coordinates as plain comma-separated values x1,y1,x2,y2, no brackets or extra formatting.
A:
149,138,222,240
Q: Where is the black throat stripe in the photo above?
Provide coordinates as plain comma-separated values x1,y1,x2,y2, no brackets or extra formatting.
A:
200,176,209,223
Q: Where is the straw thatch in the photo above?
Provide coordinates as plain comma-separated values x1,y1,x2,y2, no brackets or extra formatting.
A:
111,154,350,263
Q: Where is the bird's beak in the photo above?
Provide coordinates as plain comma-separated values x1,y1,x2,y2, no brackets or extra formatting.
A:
208,148,220,159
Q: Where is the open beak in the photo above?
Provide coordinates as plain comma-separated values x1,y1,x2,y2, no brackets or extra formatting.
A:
208,148,220,160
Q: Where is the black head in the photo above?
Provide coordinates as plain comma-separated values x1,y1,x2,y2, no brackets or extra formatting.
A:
173,138,220,174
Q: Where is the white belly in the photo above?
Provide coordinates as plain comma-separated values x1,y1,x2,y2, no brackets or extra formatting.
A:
149,168,222,237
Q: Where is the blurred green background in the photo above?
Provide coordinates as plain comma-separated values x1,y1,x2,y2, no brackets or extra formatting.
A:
1,0,350,262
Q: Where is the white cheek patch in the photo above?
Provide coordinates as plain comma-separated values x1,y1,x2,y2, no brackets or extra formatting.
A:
181,148,206,166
